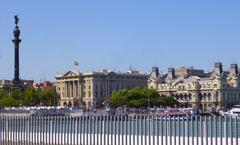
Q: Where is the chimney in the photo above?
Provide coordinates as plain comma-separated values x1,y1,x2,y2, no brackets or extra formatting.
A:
230,64,238,77
167,68,175,79
214,62,223,76
151,67,159,78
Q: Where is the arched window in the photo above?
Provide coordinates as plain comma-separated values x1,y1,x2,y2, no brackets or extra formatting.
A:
68,102,72,107
88,91,91,98
207,93,211,101
199,93,203,100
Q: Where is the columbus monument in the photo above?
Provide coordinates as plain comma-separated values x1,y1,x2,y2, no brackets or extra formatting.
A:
11,15,22,88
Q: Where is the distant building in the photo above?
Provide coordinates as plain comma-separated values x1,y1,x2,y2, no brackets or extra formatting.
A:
22,80,34,88
33,81,53,88
0,80,12,90
0,79,34,90
148,63,240,112
55,69,148,108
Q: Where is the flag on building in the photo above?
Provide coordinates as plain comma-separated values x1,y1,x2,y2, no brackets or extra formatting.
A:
74,61,79,66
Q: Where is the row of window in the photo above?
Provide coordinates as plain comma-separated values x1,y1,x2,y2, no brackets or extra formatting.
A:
222,93,240,101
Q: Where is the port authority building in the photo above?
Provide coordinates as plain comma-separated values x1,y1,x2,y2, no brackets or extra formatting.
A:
55,69,148,108
148,63,240,112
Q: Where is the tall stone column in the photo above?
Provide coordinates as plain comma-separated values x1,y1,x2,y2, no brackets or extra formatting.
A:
78,81,80,98
68,81,70,98
64,82,67,98
74,81,76,97
72,81,75,98
70,81,72,98
12,15,22,88
78,80,82,106
65,81,69,98
76,81,78,97
72,81,74,98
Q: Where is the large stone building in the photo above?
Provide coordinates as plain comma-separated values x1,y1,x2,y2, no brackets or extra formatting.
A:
55,69,148,108
148,63,240,111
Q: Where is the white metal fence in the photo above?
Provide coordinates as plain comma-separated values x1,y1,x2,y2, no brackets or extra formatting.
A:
0,115,239,145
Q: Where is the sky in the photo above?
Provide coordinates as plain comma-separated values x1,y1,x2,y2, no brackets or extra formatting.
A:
0,1,240,81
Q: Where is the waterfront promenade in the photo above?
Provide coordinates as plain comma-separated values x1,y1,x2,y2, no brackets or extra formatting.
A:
0,115,239,145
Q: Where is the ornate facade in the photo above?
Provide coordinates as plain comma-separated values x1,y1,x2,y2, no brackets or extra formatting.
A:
56,70,148,108
148,63,240,111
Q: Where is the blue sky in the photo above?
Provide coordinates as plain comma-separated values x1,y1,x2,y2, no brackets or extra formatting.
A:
0,1,240,81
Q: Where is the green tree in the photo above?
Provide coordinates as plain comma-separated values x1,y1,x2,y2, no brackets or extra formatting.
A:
109,87,177,108
162,96,178,107
0,87,60,107
0,97,19,107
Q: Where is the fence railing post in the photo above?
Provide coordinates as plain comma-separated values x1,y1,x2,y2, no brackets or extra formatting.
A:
205,116,208,145
118,115,121,145
191,116,194,145
200,116,203,145
129,115,132,145
114,115,117,145
182,116,185,145
214,116,218,145
210,116,212,145
80,116,83,145
169,116,172,145
76,116,79,145
125,115,128,145
141,116,143,145
225,116,228,145
178,116,180,145
196,116,199,145
187,115,189,145
31,116,34,145
156,115,159,145
84,116,86,145
70,116,72,145
220,116,222,145
93,116,96,145
9,116,14,145
230,116,233,145
29,116,31,145
2,116,4,145
230,117,233,145
100,115,103,145
55,116,58,145
0,116,2,145
96,116,99,145
133,115,136,145
152,115,155,145
5,116,8,145
107,115,109,145
49,116,52,145
89,115,91,145
235,117,238,145
148,115,151,145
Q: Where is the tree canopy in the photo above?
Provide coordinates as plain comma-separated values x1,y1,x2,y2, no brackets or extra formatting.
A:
0,87,59,107
108,87,178,108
